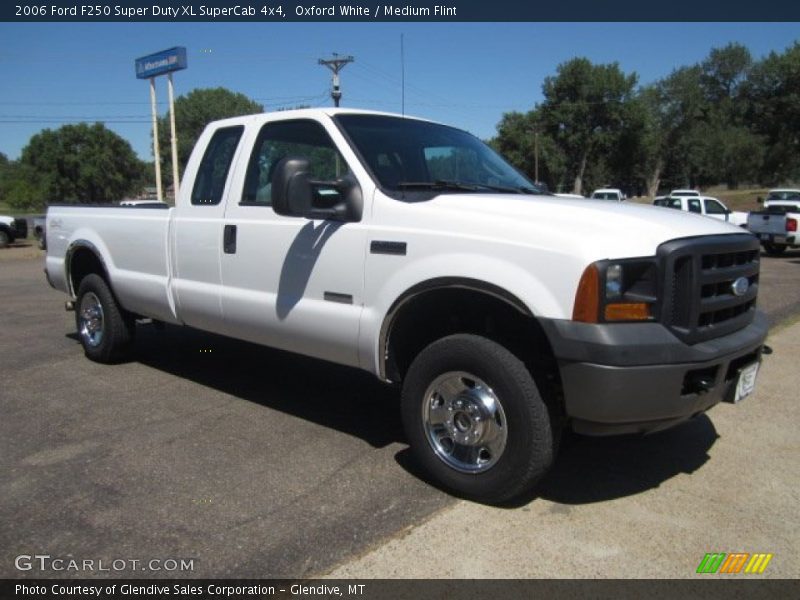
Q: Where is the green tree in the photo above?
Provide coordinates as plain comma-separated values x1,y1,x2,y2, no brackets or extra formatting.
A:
744,42,800,184
3,163,48,210
157,87,263,184
539,58,639,195
19,123,144,204
491,110,567,192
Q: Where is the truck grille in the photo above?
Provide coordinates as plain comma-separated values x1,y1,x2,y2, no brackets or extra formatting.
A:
659,234,759,344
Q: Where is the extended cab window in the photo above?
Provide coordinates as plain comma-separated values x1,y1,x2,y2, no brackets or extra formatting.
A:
688,199,701,213
191,126,244,206
242,120,350,206
704,199,726,214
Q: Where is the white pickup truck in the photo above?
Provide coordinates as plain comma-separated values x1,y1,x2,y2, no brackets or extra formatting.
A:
653,195,749,227
747,189,800,255
45,109,768,503
0,214,28,248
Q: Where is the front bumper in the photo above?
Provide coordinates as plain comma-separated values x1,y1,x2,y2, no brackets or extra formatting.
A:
540,311,769,435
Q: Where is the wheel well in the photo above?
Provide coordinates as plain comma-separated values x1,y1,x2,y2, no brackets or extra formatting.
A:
68,246,109,296
383,286,563,412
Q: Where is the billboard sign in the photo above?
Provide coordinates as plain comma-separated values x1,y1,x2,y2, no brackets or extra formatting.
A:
135,47,187,79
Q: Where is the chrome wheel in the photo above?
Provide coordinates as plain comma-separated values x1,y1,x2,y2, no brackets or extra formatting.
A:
422,371,507,473
78,292,104,348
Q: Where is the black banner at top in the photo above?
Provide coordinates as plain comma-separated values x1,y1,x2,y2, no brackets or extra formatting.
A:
3,0,800,22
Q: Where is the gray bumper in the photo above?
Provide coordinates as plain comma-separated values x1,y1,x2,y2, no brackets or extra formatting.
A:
540,311,769,435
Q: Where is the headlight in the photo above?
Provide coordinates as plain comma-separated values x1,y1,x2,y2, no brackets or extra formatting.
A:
573,258,658,323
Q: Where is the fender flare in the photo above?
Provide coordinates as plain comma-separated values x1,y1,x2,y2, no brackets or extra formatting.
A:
377,277,532,381
65,239,111,298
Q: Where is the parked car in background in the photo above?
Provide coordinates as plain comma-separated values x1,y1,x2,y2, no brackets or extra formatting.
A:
761,189,800,207
654,195,748,227
590,188,625,201
749,191,800,255
0,215,28,248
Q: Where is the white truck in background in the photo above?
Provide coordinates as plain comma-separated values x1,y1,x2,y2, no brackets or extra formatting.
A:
0,214,27,248
653,195,749,227
590,188,625,201
747,189,800,255
45,109,768,503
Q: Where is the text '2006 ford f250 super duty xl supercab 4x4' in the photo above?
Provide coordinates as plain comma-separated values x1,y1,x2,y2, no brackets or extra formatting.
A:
45,109,768,504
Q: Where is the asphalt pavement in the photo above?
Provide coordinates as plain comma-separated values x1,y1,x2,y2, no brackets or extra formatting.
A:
1,246,799,579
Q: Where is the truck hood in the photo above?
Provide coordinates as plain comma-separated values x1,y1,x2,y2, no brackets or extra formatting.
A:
425,193,745,260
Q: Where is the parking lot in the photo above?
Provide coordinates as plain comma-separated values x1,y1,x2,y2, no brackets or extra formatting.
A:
1,246,799,578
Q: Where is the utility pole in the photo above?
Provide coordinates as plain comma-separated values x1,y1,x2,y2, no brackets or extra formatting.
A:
532,125,539,184
318,53,354,107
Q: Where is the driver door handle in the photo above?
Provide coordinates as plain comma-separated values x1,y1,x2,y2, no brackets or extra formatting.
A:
223,224,237,254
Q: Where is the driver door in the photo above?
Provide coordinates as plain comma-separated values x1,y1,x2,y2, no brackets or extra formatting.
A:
219,118,367,368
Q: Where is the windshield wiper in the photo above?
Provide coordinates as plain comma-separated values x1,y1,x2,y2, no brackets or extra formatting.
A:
396,180,481,192
396,180,535,194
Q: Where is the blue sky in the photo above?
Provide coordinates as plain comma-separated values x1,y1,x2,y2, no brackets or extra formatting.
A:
1,22,798,161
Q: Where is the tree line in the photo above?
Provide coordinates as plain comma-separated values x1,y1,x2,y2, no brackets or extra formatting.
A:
0,88,262,209
491,42,800,196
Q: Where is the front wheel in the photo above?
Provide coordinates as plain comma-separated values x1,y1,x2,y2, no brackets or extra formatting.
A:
401,334,556,504
0,229,11,248
75,274,135,363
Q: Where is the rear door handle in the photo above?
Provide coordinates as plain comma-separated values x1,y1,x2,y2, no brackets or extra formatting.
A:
223,224,237,254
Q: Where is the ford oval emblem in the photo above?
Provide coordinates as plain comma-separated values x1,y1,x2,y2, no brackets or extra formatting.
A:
731,277,749,297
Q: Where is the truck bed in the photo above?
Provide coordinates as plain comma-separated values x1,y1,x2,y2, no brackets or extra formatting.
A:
45,204,179,324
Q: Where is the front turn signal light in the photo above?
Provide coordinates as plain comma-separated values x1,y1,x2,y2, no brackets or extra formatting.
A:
604,302,651,321
572,264,600,323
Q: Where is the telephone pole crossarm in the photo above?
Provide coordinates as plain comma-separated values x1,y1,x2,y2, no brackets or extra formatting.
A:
318,54,354,107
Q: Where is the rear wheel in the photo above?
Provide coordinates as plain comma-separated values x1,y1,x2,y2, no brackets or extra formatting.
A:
763,242,787,256
0,229,11,248
75,274,135,363
401,334,556,504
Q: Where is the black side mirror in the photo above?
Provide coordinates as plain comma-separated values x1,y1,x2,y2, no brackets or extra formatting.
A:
272,157,313,217
271,156,362,222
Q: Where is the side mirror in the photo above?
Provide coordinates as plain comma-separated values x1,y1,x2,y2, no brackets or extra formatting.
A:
271,156,362,222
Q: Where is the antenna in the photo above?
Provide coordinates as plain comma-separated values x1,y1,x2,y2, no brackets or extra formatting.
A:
401,34,405,116
318,53,354,107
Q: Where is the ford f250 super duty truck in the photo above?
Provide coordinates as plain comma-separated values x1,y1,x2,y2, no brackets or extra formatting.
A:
45,109,768,503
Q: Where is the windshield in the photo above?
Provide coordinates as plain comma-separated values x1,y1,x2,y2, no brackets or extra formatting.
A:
767,191,800,201
335,114,541,195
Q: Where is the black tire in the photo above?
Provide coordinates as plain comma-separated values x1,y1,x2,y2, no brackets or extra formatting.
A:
401,334,556,504
75,273,135,363
763,243,787,256
0,229,9,249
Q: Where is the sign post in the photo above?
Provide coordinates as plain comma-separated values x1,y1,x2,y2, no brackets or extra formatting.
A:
135,47,187,203
148,77,163,202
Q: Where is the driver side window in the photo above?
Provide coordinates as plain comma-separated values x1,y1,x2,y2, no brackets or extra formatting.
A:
241,120,350,207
